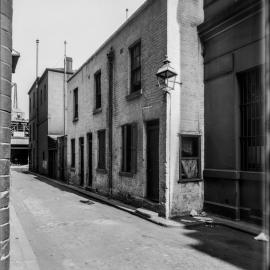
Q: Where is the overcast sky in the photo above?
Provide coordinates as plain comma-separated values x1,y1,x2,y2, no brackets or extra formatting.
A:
13,0,146,117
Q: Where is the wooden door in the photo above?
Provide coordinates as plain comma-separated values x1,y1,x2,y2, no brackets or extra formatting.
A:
146,120,159,202
87,133,93,187
48,150,56,178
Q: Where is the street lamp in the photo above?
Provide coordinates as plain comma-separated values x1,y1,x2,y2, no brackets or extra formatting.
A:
156,56,178,91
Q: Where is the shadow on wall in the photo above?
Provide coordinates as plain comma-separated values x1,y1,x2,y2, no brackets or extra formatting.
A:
184,224,264,270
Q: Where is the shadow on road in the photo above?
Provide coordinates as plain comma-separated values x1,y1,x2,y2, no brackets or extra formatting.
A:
183,223,264,270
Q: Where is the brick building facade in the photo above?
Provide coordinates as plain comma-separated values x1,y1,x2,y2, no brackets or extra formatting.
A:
66,0,204,218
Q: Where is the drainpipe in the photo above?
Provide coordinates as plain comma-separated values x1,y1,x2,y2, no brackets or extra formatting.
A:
107,47,114,196
35,39,39,172
0,0,13,268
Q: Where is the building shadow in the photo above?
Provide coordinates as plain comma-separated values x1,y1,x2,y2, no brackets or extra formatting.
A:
183,223,264,270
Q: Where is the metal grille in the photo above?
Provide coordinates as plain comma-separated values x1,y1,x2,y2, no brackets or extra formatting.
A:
238,66,264,171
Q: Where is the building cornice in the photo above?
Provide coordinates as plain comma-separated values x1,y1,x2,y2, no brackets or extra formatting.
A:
198,0,262,42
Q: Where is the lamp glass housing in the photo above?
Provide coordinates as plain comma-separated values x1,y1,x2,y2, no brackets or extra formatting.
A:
156,57,177,90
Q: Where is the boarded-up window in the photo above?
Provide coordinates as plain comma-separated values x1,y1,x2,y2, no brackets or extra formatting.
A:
122,123,137,173
179,135,201,180
98,130,106,169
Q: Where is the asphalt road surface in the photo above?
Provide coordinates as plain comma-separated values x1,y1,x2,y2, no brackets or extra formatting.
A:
10,170,263,270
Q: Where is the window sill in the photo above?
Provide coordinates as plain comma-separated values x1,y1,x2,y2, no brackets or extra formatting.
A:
93,108,102,115
96,168,107,174
119,171,134,178
73,117,78,123
178,178,203,184
126,90,142,101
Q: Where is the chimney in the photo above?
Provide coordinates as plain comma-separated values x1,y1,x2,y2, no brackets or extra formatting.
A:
66,57,73,73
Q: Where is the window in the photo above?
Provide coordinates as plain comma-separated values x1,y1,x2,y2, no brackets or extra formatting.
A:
121,123,137,174
42,151,45,160
97,130,106,170
33,92,35,109
130,41,141,93
73,88,78,120
44,85,46,102
238,66,264,171
30,98,31,113
95,71,101,109
179,135,201,181
71,139,75,168
33,124,35,140
40,89,43,104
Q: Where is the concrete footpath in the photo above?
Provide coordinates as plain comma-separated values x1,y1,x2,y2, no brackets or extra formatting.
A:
10,204,40,270
30,171,262,236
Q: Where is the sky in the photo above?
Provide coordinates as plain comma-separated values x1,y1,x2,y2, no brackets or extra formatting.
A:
13,0,146,117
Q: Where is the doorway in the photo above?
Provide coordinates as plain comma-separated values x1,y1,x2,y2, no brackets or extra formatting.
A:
87,133,93,187
146,120,159,202
48,150,56,178
79,137,84,187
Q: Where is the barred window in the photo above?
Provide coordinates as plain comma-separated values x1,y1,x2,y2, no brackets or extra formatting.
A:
130,41,141,93
238,66,264,171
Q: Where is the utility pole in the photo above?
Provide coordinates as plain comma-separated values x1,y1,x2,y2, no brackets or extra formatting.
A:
126,8,129,20
0,0,13,269
64,41,67,136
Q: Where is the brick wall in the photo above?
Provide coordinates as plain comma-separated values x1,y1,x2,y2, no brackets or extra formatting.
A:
169,0,204,216
66,0,204,217
0,0,12,268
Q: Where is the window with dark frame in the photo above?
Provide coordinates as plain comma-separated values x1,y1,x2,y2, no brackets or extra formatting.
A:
71,139,75,168
179,135,201,180
95,71,102,109
130,41,141,93
73,88,78,120
121,123,137,174
33,124,35,140
44,85,46,102
97,130,106,170
238,66,264,171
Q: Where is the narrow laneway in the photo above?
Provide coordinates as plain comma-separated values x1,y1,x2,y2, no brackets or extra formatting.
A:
10,170,262,270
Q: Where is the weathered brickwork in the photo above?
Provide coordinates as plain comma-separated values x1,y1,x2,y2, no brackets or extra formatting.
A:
0,0,12,267
67,0,204,218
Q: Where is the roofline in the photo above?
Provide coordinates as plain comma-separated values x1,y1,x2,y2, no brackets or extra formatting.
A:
28,68,73,95
68,0,152,83
27,78,39,95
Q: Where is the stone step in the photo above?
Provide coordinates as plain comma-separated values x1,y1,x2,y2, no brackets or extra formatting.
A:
135,208,159,219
